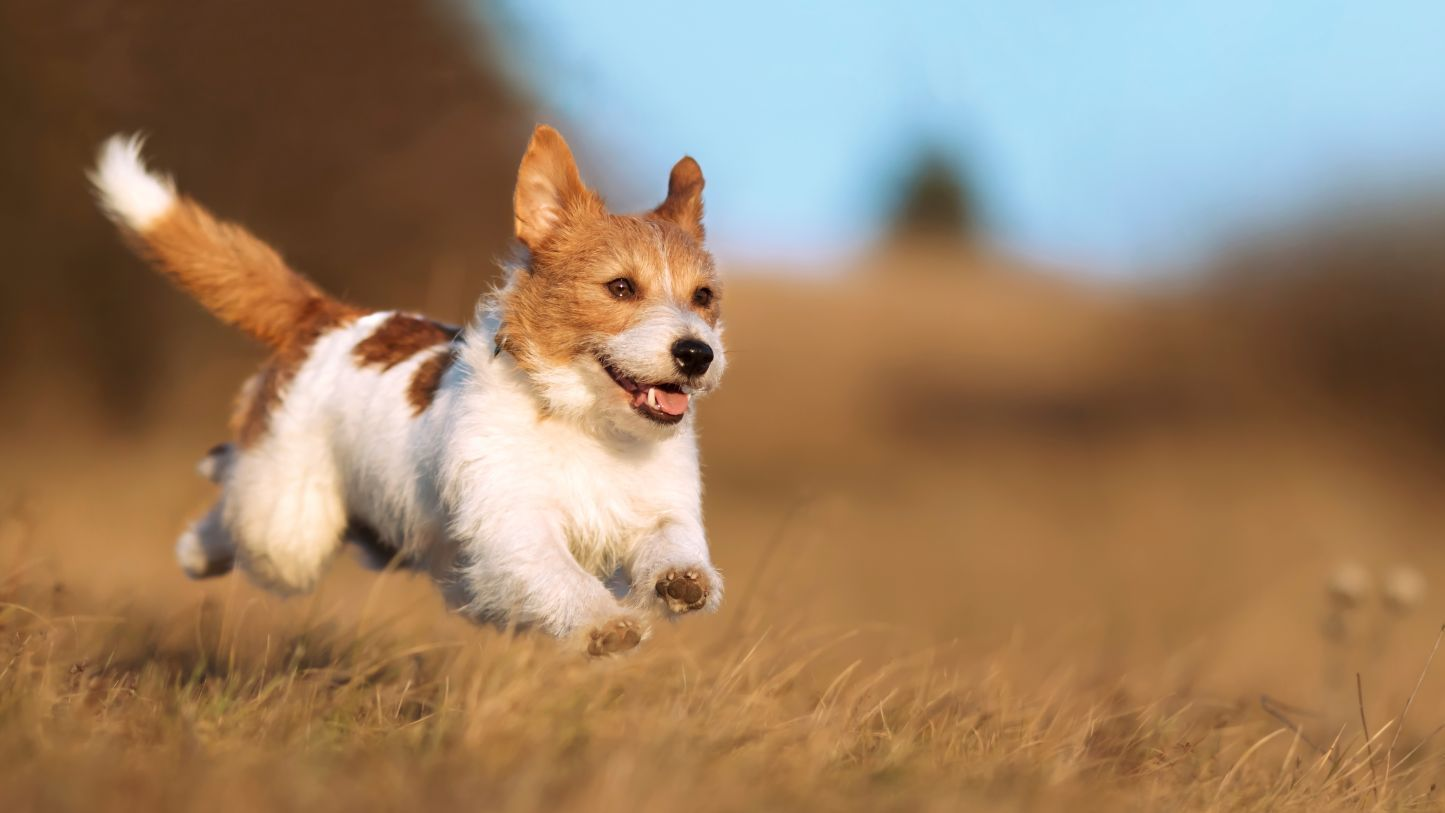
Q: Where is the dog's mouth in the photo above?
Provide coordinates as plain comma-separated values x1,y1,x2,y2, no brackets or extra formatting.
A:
601,360,689,424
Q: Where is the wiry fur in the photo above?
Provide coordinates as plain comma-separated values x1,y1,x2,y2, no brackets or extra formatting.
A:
91,127,726,655
91,136,360,352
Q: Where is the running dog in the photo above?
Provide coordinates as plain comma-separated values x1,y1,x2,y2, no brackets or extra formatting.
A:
90,126,726,655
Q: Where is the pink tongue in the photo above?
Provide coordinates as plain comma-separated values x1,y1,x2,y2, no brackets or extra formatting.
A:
653,388,689,416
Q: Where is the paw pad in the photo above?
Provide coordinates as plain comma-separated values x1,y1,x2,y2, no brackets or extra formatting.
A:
655,569,709,613
587,618,643,657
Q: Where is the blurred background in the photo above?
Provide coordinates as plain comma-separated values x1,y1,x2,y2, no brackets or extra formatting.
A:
5,0,1445,730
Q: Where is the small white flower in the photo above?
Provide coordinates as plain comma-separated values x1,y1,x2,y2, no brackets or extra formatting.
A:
1328,562,1372,609
1382,565,1426,614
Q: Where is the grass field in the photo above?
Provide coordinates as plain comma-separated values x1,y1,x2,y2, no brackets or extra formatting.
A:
5,258,1445,811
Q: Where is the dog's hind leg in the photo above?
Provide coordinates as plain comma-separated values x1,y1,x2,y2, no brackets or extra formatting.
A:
176,499,236,579
224,437,348,595
196,442,236,484
175,442,238,579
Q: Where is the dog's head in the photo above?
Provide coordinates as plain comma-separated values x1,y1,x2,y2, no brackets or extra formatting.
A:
496,125,726,438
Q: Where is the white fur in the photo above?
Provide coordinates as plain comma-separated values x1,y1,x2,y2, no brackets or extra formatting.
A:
438,328,720,635
183,306,723,640
90,134,176,230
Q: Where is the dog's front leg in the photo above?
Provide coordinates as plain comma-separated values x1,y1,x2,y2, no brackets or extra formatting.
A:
455,512,646,656
628,518,723,617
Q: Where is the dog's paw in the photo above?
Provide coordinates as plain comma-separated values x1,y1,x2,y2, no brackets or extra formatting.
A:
654,568,712,614
585,616,645,657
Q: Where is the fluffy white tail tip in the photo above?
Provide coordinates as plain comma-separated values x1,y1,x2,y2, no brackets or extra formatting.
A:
90,133,176,231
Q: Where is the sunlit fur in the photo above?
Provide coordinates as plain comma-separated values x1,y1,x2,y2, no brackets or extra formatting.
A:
91,126,726,655
499,213,726,438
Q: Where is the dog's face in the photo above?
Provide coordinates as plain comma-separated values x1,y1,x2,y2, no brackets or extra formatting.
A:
498,126,726,438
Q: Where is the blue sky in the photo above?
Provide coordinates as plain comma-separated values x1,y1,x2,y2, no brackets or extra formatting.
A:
478,1,1445,275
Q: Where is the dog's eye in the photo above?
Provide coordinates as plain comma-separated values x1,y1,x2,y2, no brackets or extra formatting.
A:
606,278,636,299
692,287,714,308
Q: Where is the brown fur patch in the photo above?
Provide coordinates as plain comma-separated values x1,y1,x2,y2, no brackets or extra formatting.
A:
500,215,721,371
407,350,456,415
231,296,366,447
231,366,281,448
513,125,603,252
354,314,461,371
651,156,705,240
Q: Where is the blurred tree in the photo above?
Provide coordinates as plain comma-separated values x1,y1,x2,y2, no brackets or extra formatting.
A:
0,0,529,429
1214,201,1445,448
884,148,979,247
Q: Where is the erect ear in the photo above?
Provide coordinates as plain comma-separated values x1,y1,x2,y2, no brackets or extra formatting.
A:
513,125,597,250
652,156,705,241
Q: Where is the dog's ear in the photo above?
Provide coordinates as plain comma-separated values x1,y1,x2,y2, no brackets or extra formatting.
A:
653,156,705,241
514,125,598,250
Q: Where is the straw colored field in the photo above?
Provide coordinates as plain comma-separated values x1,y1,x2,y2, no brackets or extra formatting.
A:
4,258,1445,811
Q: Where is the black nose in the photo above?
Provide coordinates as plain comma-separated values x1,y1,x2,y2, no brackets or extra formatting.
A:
671,338,714,376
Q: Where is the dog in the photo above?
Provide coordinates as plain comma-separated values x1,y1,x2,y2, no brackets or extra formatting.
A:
90,125,726,656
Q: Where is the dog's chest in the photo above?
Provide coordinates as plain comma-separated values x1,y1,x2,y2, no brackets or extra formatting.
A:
517,430,695,574
442,354,703,576
549,450,678,572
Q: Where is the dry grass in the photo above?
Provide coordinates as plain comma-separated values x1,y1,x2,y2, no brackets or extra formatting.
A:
5,256,1445,810
2,542,1443,812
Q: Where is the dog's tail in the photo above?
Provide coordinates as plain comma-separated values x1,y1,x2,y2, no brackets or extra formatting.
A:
89,134,353,351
